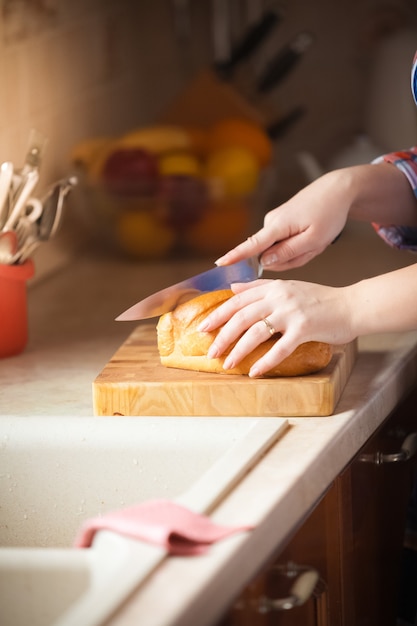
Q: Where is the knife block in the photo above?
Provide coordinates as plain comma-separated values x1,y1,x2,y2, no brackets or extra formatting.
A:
159,68,267,127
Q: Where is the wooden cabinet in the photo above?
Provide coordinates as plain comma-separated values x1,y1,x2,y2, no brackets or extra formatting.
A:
219,387,417,626
338,386,417,626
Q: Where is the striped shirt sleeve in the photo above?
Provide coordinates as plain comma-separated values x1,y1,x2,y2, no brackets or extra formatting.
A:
371,148,417,251
370,52,417,250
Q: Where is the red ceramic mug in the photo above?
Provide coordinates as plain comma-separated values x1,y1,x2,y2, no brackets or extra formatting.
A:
0,260,34,358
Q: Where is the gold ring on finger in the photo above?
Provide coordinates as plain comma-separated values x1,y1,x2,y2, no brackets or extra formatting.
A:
262,317,276,336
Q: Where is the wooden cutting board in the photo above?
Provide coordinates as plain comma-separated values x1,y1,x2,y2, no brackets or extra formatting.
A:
93,324,357,417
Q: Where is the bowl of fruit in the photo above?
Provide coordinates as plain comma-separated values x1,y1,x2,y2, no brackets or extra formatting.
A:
70,118,273,260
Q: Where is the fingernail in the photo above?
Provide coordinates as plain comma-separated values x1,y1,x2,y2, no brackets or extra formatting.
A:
223,356,234,370
207,344,219,358
215,251,233,265
249,366,261,378
262,252,278,266
197,320,209,332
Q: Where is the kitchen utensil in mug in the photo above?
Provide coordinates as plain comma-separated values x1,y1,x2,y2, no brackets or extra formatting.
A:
23,197,43,222
14,198,43,251
14,176,77,264
0,162,14,229
2,169,39,232
39,176,77,240
10,129,47,201
0,231,18,264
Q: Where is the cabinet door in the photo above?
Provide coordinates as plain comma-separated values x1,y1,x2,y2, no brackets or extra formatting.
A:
219,386,417,626
338,387,417,626
220,481,342,626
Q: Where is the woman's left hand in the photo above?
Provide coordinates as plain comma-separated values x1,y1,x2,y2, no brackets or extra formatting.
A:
197,279,355,377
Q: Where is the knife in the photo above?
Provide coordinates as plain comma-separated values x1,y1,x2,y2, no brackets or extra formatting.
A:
257,31,314,93
214,6,285,79
116,257,263,321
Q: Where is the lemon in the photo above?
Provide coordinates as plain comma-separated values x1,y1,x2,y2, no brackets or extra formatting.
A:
159,152,202,177
116,210,175,259
204,146,260,198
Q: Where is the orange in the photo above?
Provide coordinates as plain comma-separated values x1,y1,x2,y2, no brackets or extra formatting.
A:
204,146,260,198
116,209,175,259
185,199,251,256
208,118,273,167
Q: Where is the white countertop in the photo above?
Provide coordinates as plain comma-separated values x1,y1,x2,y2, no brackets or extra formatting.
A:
2,226,417,625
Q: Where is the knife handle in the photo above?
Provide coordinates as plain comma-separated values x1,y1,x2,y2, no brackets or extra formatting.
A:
214,7,285,79
257,31,314,93
267,106,306,140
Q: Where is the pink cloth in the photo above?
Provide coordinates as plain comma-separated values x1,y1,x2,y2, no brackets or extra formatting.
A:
74,499,253,556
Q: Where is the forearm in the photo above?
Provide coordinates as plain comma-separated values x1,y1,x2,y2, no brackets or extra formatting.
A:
347,263,417,336
341,162,417,225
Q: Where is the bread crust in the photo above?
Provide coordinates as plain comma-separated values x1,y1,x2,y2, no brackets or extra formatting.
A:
156,289,333,377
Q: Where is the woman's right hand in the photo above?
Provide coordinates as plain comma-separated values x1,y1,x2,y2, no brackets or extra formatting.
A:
215,169,352,271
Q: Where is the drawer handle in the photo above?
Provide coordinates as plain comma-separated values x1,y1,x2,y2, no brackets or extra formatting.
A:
258,563,319,612
358,432,417,464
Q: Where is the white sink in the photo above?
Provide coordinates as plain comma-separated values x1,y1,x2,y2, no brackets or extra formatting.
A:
0,415,287,626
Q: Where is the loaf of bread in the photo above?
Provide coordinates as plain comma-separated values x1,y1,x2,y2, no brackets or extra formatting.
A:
156,289,332,377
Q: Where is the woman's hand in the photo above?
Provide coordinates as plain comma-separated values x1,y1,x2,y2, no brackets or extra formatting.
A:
215,169,351,271
197,279,355,377
215,162,417,272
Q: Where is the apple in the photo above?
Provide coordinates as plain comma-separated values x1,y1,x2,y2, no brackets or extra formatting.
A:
101,148,160,196
156,175,209,230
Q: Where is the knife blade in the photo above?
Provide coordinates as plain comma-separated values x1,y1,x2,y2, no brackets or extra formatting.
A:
116,257,262,321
